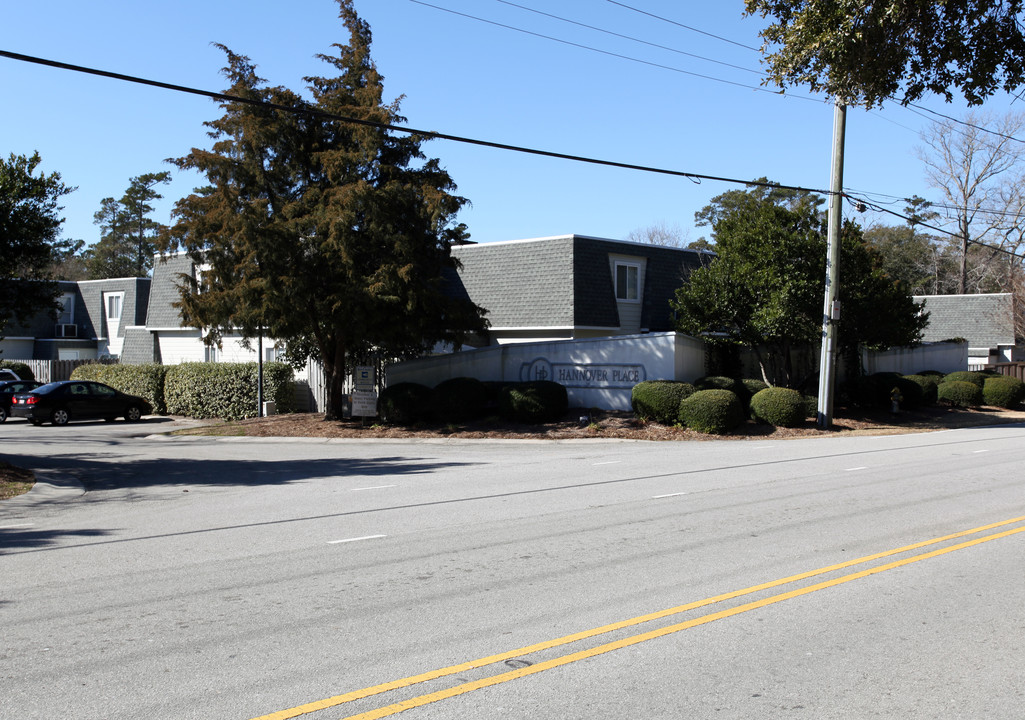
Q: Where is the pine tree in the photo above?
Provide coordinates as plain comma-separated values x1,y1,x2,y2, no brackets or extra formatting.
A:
163,0,486,418
87,172,170,278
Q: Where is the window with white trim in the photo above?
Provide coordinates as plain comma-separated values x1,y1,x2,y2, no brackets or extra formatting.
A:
58,293,75,324
106,293,123,322
204,345,218,363
615,262,640,302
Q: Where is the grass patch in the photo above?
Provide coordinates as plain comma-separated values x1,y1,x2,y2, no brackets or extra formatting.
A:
0,462,35,500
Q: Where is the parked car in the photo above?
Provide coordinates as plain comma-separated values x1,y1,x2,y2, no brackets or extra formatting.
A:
0,380,42,422
9,380,152,426
0,368,22,382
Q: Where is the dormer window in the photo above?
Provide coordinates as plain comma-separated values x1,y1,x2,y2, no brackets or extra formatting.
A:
615,262,640,302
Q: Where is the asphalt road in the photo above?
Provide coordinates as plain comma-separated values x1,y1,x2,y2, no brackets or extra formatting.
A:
2,418,1024,719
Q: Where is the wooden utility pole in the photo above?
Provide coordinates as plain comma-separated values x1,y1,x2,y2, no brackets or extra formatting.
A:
817,102,847,429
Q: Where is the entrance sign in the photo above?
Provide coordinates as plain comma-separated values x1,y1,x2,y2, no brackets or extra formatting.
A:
520,358,646,388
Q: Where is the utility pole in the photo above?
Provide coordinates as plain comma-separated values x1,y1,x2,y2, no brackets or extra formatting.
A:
817,102,847,429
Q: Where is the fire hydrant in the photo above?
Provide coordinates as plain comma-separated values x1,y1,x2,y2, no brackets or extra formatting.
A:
890,386,903,414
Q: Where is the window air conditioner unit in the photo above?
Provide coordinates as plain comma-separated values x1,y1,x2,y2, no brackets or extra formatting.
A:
55,323,78,338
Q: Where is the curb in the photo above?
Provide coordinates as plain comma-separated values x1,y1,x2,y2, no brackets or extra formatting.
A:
1,469,85,510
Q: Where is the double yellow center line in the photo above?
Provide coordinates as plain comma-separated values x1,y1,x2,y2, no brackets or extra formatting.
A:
253,515,1025,720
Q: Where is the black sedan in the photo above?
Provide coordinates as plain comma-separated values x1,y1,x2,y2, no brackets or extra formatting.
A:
0,380,43,422
9,380,152,426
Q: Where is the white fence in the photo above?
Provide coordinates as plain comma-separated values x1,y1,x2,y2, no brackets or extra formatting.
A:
3,358,117,383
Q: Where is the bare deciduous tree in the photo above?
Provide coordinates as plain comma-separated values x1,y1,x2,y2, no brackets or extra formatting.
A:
626,221,688,248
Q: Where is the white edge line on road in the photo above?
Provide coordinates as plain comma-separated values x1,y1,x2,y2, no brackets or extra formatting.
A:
592,461,622,466
653,492,688,499
328,535,387,544
351,485,398,491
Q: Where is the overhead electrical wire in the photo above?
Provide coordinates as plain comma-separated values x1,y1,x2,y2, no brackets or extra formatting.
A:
605,0,762,52
406,0,806,99
1,48,1020,262
489,0,763,76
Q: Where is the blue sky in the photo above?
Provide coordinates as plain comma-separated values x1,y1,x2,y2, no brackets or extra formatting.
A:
3,0,1020,252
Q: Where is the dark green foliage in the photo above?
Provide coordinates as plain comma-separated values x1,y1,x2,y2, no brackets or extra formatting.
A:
498,381,568,424
695,376,750,406
378,382,436,425
851,372,924,409
164,362,295,420
982,375,1025,409
942,371,987,388
71,362,169,414
631,381,696,425
161,2,487,420
918,370,944,377
86,172,170,278
678,389,745,434
0,360,34,381
903,374,939,405
802,394,818,419
1,152,76,339
750,387,807,427
746,0,1025,108
742,378,769,397
433,377,488,421
673,183,927,388
937,380,983,407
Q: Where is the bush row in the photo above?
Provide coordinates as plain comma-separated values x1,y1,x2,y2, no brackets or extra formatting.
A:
71,362,296,420
377,378,568,425
0,360,35,381
850,370,1024,410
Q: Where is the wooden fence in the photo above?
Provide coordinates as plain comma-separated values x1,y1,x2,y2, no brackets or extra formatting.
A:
986,362,1025,381
5,358,117,383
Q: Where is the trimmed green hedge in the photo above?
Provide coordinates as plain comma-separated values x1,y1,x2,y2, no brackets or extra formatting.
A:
903,374,939,405
164,362,295,420
942,370,988,388
631,381,696,425
71,362,169,414
679,389,744,434
379,382,435,424
498,381,568,424
741,378,769,398
750,387,807,428
937,380,983,407
982,375,1025,409
0,360,34,381
434,377,489,421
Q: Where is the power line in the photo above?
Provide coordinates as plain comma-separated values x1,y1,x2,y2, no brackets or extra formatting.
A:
605,0,761,52
407,0,804,98
490,0,763,76
0,48,824,195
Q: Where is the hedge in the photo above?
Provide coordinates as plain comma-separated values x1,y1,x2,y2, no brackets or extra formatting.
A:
498,381,568,424
982,375,1025,409
936,380,982,407
631,380,696,425
903,374,939,406
379,382,435,424
71,362,169,414
749,387,806,428
434,377,488,421
679,389,744,434
942,370,988,388
164,362,295,420
0,360,35,382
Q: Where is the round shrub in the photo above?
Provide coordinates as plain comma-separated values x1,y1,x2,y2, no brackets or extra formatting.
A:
903,374,939,405
498,381,568,424
678,389,745,435
750,387,807,428
982,375,1025,409
850,373,924,409
937,380,983,407
0,360,34,381
631,381,695,425
802,394,818,419
942,371,987,388
434,377,488,421
378,382,435,425
742,378,769,398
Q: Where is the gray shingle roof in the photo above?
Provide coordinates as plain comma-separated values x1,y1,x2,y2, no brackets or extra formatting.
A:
147,254,195,328
914,293,1016,347
451,235,708,331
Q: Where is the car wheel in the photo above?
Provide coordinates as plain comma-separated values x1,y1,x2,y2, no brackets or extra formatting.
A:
0,407,6,422
125,405,143,422
51,408,70,426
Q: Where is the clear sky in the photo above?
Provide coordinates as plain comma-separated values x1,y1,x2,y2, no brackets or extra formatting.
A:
3,0,1020,253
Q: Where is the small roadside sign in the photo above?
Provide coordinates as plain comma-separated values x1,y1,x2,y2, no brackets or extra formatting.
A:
351,390,378,417
354,366,375,392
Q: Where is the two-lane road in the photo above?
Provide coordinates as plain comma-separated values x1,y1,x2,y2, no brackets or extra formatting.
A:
2,420,1023,718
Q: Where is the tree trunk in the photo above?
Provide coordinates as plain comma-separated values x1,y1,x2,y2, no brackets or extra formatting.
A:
321,338,348,421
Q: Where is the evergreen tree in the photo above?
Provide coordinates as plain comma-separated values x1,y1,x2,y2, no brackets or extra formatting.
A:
0,152,75,339
673,185,927,387
162,0,487,418
86,171,170,278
